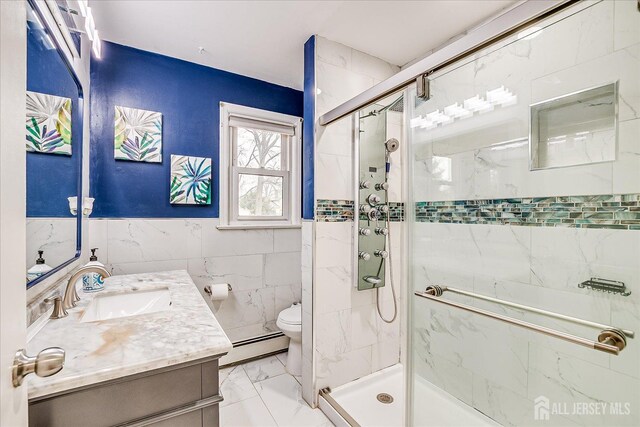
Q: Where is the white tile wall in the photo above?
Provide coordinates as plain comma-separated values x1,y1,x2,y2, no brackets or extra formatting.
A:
410,2,640,425
89,218,301,342
412,1,640,202
311,36,404,400
614,0,640,51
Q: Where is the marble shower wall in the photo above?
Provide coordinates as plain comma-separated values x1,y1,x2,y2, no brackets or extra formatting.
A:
88,218,301,342
311,36,404,398
410,2,640,426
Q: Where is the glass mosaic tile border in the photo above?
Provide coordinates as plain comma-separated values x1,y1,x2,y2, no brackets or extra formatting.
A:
415,194,640,230
316,199,354,222
387,202,405,222
316,200,405,222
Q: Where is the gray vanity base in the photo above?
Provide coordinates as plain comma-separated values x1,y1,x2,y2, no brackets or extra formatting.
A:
28,357,221,427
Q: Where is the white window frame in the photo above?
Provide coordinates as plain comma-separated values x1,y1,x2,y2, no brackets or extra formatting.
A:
219,102,302,229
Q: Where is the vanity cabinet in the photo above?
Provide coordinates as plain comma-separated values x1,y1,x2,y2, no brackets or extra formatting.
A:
28,357,221,427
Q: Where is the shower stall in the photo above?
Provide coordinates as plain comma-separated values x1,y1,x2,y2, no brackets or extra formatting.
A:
408,1,639,425
317,1,640,426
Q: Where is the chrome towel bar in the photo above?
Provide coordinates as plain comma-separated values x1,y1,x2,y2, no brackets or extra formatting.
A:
415,285,634,355
432,285,634,339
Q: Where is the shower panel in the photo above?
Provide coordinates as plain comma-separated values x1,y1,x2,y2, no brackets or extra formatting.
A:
356,105,389,290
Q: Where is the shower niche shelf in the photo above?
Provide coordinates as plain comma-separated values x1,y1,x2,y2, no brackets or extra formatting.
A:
529,82,618,170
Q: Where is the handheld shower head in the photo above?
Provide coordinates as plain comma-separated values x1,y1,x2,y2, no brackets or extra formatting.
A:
384,138,399,174
385,138,399,153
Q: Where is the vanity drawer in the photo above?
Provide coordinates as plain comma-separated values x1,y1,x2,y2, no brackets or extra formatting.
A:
29,358,220,427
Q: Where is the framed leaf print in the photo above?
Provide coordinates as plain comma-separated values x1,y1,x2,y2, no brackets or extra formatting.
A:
114,106,162,162
26,91,72,155
170,155,212,205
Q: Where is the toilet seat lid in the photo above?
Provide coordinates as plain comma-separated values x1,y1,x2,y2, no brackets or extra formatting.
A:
278,304,301,325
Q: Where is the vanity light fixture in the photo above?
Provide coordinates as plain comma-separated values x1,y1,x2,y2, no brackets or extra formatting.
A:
76,0,88,17
42,34,55,51
517,26,543,41
546,135,567,145
29,9,56,50
82,197,95,216
67,197,78,216
92,30,101,59
411,86,518,130
409,116,436,130
486,86,517,107
67,197,95,216
84,7,95,41
426,110,453,125
409,116,426,128
489,139,528,151
83,5,102,59
463,95,494,113
443,103,472,119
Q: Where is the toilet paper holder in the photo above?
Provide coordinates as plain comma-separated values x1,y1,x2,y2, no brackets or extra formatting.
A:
204,284,232,295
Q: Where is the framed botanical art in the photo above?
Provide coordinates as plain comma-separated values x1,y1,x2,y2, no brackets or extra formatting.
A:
170,155,212,205
114,106,162,162
26,91,72,155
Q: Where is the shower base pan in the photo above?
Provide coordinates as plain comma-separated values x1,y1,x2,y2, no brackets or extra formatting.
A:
319,364,498,427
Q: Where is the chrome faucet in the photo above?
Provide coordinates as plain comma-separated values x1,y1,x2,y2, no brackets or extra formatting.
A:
61,265,111,311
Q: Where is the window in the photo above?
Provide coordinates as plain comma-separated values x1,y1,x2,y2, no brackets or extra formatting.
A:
219,102,301,229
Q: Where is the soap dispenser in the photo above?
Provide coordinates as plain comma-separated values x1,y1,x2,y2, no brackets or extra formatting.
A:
27,251,52,282
82,248,105,292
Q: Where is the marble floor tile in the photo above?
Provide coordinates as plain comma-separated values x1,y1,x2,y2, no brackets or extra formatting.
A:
220,396,278,427
221,355,333,426
243,355,287,383
220,365,258,407
274,352,301,384
254,374,332,427
275,352,288,366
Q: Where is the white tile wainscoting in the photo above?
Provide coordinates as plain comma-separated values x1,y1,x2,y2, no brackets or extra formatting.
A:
88,218,301,342
26,218,77,273
220,353,332,427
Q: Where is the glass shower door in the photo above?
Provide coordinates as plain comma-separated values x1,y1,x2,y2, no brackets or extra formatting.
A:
407,1,640,426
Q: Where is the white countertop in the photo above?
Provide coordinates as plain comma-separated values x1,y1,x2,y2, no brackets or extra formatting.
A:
27,270,232,400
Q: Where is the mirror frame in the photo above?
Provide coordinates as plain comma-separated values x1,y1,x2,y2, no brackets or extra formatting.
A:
26,0,84,289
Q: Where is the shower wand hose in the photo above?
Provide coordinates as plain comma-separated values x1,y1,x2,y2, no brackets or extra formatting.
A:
376,163,398,324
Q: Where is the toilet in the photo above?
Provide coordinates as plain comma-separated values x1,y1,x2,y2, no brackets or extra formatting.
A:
276,303,302,376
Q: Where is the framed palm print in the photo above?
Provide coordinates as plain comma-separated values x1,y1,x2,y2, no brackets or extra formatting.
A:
170,155,212,205
114,106,162,162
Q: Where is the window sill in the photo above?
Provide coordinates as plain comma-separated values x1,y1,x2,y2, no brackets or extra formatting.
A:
216,224,302,230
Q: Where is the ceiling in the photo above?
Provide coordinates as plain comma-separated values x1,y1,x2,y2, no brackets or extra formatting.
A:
90,1,517,90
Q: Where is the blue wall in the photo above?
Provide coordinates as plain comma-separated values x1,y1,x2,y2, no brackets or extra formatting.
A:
302,36,315,220
27,22,81,217
90,41,303,218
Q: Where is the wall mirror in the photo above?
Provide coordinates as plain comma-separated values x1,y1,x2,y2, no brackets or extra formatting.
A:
26,1,83,288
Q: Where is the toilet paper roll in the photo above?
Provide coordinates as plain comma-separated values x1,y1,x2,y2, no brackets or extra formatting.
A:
207,283,229,301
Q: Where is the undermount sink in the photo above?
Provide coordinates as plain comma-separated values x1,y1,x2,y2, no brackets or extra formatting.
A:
80,287,171,323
